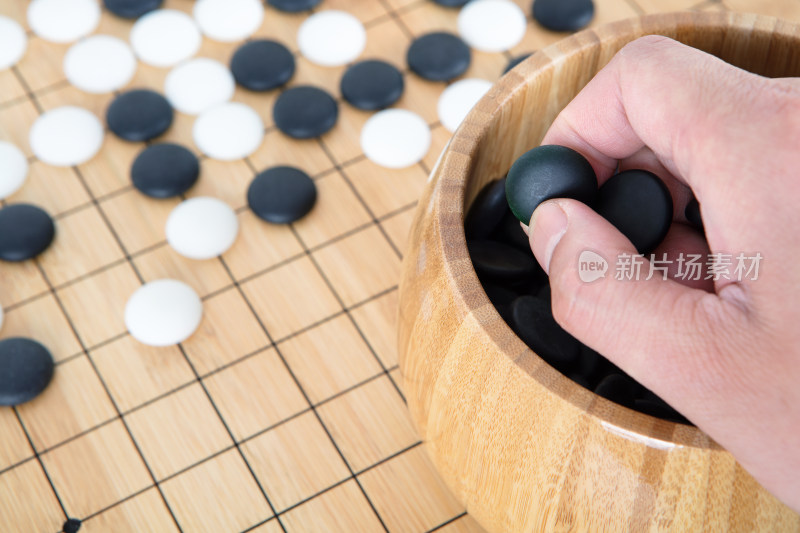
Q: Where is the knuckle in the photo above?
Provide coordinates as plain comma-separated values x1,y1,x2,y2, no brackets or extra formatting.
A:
764,79,800,133
681,292,756,389
618,35,675,62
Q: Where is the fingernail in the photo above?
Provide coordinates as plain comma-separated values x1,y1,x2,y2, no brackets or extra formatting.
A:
530,201,567,274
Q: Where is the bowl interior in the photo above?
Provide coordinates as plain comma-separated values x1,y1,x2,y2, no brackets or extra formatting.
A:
444,11,800,444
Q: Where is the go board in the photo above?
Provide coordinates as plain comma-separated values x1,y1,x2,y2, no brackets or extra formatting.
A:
0,0,797,531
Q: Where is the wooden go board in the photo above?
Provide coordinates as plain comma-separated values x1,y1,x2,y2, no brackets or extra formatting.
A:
0,0,798,532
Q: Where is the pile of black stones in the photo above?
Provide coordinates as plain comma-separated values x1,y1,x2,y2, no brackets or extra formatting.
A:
465,145,696,425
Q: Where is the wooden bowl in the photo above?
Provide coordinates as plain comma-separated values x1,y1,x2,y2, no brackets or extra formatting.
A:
398,11,800,532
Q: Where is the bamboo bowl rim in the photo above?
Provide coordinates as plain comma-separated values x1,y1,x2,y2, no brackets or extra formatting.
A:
432,11,800,450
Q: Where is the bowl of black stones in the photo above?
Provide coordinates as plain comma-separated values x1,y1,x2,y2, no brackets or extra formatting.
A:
398,11,800,533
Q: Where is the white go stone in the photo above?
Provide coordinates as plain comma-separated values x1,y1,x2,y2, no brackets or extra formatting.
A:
297,10,366,67
28,0,100,43
361,109,431,169
193,102,264,161
165,58,235,115
130,9,201,68
0,142,28,200
125,279,203,347
29,106,104,167
437,78,493,133
193,0,264,42
457,0,526,53
166,197,239,260
64,35,137,94
0,16,27,70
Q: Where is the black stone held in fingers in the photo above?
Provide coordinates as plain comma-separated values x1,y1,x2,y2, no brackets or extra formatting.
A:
340,60,404,111
593,169,673,255
106,89,174,142
273,86,339,139
467,240,539,281
0,337,55,406
104,0,162,19
248,166,317,224
407,32,471,82
465,177,508,239
505,144,597,224
130,143,200,199
509,295,581,371
0,203,55,262
532,0,595,32
230,40,295,92
268,0,322,12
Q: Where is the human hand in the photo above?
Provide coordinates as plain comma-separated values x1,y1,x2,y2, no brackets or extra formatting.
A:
528,35,800,512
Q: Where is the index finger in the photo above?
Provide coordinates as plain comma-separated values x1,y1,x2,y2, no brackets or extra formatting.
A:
541,35,769,197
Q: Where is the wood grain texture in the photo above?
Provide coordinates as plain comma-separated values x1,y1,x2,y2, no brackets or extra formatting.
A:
398,11,800,533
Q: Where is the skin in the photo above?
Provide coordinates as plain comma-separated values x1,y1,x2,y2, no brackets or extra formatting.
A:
527,36,800,512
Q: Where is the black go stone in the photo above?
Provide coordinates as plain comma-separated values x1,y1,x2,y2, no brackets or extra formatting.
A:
0,338,55,406
468,240,539,282
231,40,295,92
107,89,173,142
268,0,321,12
248,166,317,224
505,144,597,224
465,178,508,240
634,398,689,424
341,60,404,111
594,169,673,255
568,372,591,390
431,0,470,6
532,0,595,32
510,295,580,371
594,373,639,409
62,518,82,533
577,344,601,381
482,282,518,308
685,196,703,232
407,32,471,82
503,259,548,295
490,211,531,251
640,391,691,424
274,86,338,139
0,204,55,262
503,53,532,74
535,282,551,302
131,143,200,199
104,0,162,18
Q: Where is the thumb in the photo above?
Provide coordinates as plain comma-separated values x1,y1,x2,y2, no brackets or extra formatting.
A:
528,198,742,411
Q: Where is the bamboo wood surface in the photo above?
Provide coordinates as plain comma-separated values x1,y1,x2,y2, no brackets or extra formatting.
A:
398,8,800,533
0,0,798,532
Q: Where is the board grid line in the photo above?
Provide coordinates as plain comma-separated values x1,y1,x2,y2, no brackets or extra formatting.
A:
6,60,192,532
